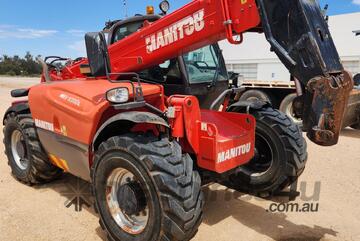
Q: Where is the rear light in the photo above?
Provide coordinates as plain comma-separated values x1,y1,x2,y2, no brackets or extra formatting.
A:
106,88,129,104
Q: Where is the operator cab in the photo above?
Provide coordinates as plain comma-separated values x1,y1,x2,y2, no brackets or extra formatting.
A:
137,45,229,109
107,15,161,45
108,15,229,109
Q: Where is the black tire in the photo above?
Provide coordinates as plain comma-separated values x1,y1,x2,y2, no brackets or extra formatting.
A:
92,133,203,241
239,90,273,105
226,106,307,197
3,112,62,185
354,73,360,87
351,123,360,130
279,93,303,128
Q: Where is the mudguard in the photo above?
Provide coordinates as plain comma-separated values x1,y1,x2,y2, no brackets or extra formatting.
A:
92,111,169,151
3,102,29,124
228,100,270,112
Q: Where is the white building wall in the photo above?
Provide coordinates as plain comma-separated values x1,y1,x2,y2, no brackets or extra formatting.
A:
257,62,290,81
219,12,360,81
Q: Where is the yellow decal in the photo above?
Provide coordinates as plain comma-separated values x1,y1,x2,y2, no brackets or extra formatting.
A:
49,154,69,172
60,125,68,136
241,0,247,4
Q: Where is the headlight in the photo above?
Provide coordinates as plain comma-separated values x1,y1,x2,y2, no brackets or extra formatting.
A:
106,88,129,103
159,0,170,14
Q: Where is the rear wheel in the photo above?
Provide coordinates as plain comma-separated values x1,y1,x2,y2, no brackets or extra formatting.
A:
226,106,307,197
3,112,62,184
354,73,360,87
351,123,360,130
92,133,203,241
279,93,303,128
239,90,273,105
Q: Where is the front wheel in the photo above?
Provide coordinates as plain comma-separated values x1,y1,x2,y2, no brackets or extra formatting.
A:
225,106,308,197
92,134,203,241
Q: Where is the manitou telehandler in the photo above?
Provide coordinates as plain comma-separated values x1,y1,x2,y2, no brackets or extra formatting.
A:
3,1,354,240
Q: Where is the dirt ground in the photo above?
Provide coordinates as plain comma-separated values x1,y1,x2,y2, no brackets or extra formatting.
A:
0,77,359,241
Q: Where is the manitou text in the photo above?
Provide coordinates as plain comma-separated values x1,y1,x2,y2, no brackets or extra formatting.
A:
217,143,252,163
145,9,205,53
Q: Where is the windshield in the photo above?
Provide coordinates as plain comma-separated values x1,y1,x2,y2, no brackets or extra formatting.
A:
183,45,227,84
138,59,183,84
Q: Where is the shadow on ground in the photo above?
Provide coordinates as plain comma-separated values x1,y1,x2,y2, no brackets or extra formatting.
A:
32,174,337,241
202,186,337,241
340,128,360,138
34,174,107,241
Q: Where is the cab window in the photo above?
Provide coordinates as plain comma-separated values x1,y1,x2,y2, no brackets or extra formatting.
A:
184,45,227,84
112,21,143,44
138,59,183,84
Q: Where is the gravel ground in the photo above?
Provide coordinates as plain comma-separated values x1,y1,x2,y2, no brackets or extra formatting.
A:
0,77,359,241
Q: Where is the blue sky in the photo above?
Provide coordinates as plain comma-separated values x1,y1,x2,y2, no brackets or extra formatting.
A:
0,0,359,58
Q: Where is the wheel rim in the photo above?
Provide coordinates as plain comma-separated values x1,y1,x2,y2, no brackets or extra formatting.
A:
11,129,28,170
106,167,149,235
285,101,302,125
246,132,273,177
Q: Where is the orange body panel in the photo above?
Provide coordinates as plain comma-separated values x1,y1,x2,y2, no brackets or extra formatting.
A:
28,79,163,145
168,96,255,173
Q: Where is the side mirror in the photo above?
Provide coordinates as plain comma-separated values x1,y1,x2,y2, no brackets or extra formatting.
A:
85,32,111,77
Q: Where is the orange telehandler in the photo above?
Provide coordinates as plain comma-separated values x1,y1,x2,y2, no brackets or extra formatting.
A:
3,1,353,240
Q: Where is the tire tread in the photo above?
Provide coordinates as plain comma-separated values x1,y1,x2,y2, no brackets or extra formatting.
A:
227,106,307,196
91,133,203,241
3,113,62,185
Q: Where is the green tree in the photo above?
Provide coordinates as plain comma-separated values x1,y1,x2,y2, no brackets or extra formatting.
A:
0,52,42,76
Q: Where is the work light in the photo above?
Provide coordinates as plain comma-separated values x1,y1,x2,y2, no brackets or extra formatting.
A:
146,5,155,15
159,0,170,14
